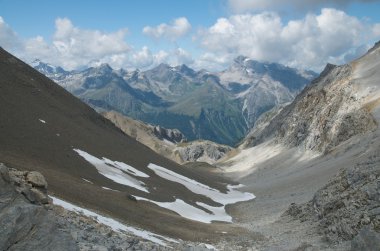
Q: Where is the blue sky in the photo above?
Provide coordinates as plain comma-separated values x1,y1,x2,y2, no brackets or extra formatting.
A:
1,0,380,71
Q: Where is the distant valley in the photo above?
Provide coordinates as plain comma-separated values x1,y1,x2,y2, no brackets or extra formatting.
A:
33,57,316,146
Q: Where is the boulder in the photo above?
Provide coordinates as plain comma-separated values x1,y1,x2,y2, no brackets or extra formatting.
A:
26,171,47,189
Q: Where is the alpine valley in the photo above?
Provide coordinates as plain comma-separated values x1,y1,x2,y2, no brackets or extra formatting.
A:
1,32,380,251
33,57,316,146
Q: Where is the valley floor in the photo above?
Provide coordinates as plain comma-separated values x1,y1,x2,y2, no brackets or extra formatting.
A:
222,125,380,250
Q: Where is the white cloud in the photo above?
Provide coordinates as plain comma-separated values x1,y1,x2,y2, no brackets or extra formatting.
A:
1,17,130,70
194,52,234,71
197,8,380,71
1,13,379,72
130,47,193,69
143,17,191,40
49,18,130,69
229,0,380,13
0,16,22,52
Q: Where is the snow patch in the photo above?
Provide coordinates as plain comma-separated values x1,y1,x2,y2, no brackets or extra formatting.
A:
102,186,120,192
204,243,218,250
135,163,255,223
50,196,178,246
74,149,149,193
103,158,149,178
147,163,255,205
135,197,231,223
82,178,93,184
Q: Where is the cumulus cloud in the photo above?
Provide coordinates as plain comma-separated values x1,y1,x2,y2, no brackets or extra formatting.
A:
197,8,380,71
229,0,380,13
143,17,191,40
50,18,130,69
0,17,131,69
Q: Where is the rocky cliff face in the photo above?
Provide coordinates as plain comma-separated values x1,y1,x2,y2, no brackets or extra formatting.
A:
0,163,78,251
218,56,316,126
243,48,379,153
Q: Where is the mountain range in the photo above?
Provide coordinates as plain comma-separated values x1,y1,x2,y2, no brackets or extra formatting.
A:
33,57,317,146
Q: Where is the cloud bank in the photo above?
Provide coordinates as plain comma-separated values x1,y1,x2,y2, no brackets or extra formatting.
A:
0,17,193,70
1,10,379,71
196,8,380,70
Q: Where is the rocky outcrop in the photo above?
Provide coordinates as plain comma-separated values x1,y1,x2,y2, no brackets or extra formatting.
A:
284,153,380,247
0,163,78,251
153,125,186,144
103,111,232,165
244,54,377,153
174,140,233,164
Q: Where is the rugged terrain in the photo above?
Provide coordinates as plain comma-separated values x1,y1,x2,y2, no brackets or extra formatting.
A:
103,110,232,165
0,163,227,251
34,57,316,145
220,41,380,250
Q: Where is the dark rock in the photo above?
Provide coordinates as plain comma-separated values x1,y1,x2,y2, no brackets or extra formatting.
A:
127,194,137,202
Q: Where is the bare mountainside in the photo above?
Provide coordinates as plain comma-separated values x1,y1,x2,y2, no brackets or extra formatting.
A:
219,41,380,250
0,47,259,247
103,110,233,165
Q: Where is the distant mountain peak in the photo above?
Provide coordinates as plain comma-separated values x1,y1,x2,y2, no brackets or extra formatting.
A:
175,64,196,76
155,63,172,70
233,55,249,65
31,59,66,75
97,63,113,71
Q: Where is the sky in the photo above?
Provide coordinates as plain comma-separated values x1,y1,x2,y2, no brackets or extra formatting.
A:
1,0,380,72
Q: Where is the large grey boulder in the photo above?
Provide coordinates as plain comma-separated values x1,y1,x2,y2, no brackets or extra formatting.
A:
0,163,78,251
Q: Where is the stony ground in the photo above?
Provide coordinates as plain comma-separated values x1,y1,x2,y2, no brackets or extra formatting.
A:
0,163,223,251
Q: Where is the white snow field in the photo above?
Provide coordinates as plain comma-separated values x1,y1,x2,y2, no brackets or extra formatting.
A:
73,149,255,224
